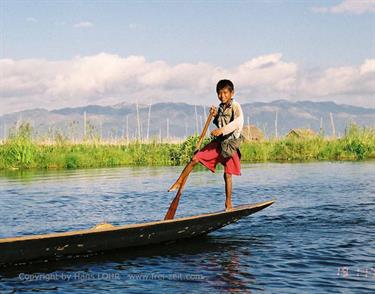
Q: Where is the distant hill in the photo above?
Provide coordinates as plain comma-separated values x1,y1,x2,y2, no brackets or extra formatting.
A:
1,100,374,140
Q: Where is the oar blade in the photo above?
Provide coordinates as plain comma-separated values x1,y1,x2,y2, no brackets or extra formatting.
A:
164,193,181,220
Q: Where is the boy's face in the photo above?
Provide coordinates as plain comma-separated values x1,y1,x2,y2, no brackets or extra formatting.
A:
217,87,234,105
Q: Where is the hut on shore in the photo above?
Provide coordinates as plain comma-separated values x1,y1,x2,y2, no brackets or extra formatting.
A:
286,128,317,139
241,125,264,142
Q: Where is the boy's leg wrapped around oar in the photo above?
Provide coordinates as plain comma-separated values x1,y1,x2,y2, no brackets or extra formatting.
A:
164,112,214,220
167,157,199,192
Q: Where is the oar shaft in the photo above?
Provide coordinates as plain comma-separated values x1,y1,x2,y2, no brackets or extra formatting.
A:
195,113,214,151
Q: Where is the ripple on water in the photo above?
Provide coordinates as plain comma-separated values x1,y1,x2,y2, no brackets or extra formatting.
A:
0,162,374,293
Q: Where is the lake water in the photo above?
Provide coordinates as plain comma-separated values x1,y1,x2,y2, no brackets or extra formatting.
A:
0,162,374,293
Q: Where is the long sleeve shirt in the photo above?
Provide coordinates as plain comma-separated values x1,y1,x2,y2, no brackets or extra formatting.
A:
220,100,244,139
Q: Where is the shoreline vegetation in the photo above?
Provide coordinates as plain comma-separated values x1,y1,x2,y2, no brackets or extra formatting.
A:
0,123,374,170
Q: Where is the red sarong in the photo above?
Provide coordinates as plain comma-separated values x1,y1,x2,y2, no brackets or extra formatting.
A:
193,141,241,175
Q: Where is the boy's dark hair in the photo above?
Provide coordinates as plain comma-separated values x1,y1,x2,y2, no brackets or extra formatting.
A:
216,79,234,93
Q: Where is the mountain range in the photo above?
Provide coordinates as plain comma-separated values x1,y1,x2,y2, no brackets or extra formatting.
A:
1,100,374,140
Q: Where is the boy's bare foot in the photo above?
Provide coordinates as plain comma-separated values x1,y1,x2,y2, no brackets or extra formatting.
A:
225,204,233,211
168,181,181,192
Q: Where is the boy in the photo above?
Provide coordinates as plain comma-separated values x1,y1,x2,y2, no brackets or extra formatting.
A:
168,79,244,211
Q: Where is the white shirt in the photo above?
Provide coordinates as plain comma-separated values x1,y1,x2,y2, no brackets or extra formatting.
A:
220,100,244,138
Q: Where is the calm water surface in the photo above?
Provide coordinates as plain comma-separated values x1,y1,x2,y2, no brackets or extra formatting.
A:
0,162,374,293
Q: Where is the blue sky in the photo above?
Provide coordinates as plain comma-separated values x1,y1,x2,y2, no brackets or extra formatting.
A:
1,0,374,114
3,0,373,67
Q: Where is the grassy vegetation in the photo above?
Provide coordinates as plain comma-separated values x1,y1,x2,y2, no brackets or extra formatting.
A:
241,126,375,162
0,123,374,170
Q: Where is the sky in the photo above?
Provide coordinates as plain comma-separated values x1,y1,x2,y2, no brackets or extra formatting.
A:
0,0,374,115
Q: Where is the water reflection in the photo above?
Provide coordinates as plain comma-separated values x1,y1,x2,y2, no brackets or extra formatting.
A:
1,234,266,293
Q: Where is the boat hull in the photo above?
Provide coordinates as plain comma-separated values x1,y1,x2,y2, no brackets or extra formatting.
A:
0,200,274,266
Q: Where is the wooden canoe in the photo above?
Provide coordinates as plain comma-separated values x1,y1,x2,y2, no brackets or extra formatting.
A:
0,200,274,266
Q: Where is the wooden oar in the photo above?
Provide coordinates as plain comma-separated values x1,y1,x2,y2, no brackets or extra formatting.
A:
164,112,214,220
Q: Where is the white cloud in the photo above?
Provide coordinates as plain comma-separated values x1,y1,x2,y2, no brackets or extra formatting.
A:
0,53,374,115
360,59,375,75
297,61,375,105
311,0,375,14
73,21,94,28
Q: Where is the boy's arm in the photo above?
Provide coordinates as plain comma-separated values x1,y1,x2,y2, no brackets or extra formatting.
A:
211,105,220,128
220,102,244,136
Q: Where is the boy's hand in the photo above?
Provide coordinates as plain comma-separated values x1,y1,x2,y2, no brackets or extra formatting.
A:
211,128,223,137
209,105,217,116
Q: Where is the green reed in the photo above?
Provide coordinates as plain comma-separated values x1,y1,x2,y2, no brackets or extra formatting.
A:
0,123,374,170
